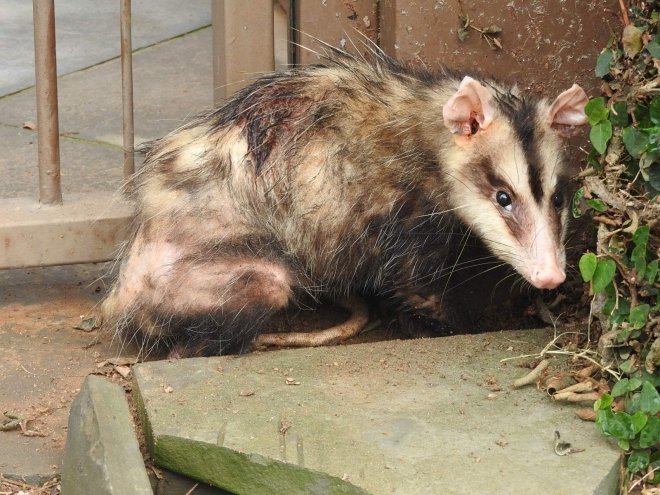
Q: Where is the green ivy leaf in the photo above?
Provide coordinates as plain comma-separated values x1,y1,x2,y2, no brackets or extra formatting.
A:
579,253,598,282
571,187,585,218
596,408,614,433
646,37,660,58
633,225,650,248
620,358,637,374
651,97,660,125
630,304,650,330
590,120,613,154
639,416,660,449
631,244,647,280
639,381,660,415
622,126,649,158
592,258,616,293
646,260,658,284
595,393,614,411
609,101,629,127
604,411,636,439
631,411,648,434
635,103,653,128
585,97,609,125
618,438,630,450
612,377,644,397
586,198,608,212
595,50,613,77
628,450,650,474
612,378,629,397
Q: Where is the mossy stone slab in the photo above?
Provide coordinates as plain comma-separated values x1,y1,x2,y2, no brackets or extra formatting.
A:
61,375,153,495
133,330,620,495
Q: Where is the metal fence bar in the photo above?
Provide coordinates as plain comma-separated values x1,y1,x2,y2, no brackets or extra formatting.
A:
120,0,135,177
32,0,62,205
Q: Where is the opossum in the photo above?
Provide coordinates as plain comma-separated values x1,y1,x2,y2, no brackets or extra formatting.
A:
102,46,588,357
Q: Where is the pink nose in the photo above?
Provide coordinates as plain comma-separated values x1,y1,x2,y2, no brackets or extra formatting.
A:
531,268,566,289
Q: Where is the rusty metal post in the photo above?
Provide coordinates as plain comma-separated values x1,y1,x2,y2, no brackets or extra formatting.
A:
32,0,62,205
212,0,274,104
120,0,135,177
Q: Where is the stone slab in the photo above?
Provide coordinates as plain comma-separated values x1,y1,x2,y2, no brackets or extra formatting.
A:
61,375,153,495
133,330,620,495
0,0,210,96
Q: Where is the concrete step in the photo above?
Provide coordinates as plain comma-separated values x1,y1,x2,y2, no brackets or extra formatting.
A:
133,330,620,495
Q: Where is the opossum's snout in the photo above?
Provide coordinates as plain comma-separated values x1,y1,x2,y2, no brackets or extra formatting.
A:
529,257,566,289
524,224,567,289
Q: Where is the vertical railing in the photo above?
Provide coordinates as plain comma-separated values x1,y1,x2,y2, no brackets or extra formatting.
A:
32,0,62,205
120,0,135,178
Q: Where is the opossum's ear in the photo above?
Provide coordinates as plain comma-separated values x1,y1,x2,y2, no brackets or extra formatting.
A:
548,84,589,137
443,76,495,137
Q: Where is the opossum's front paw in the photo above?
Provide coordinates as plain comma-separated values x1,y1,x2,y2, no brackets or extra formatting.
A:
402,293,450,321
387,291,457,337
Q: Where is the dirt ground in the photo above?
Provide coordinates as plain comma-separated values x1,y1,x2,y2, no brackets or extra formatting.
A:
0,264,118,492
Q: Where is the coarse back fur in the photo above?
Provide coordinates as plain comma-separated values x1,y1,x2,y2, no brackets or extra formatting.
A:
102,46,588,357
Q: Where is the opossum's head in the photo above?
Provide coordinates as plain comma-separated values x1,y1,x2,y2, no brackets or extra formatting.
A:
441,77,588,289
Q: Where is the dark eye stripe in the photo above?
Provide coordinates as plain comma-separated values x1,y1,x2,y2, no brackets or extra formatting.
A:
493,93,545,204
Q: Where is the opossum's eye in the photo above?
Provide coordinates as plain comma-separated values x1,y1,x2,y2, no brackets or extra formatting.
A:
496,191,513,211
552,191,564,209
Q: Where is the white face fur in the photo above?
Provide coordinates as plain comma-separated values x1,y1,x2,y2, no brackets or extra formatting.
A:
442,78,588,289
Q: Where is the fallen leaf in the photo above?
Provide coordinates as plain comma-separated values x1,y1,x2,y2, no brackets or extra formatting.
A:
114,365,131,379
575,409,597,421
74,317,101,332
622,24,643,58
106,356,138,366
554,430,585,455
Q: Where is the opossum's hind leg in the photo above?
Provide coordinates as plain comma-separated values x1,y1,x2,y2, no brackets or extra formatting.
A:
102,239,295,357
